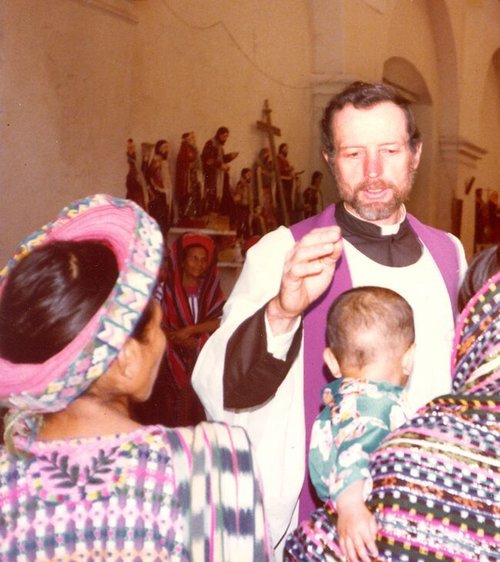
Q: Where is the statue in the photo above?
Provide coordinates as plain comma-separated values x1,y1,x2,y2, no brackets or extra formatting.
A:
144,139,173,237
303,171,324,218
201,127,238,213
125,138,146,209
175,131,203,220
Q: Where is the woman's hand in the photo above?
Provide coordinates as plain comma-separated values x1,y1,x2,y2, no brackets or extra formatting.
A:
167,327,197,349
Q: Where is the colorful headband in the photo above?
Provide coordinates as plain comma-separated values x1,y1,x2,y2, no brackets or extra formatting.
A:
0,194,164,420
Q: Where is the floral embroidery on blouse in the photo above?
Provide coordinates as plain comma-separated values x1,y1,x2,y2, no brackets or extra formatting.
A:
0,425,188,562
309,378,408,503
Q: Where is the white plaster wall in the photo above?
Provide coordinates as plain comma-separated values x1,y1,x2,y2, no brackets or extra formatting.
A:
128,0,312,195
442,0,500,256
0,0,136,263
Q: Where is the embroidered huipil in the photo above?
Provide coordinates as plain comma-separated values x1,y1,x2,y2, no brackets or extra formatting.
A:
0,423,271,562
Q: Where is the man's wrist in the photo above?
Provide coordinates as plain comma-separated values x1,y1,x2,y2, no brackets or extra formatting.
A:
266,296,300,335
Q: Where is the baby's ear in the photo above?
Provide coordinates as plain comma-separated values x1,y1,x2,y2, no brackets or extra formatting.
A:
402,343,416,377
323,347,341,378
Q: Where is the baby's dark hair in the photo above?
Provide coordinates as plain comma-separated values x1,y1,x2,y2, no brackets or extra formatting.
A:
326,286,415,370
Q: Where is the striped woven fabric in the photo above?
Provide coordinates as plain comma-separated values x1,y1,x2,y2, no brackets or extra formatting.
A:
161,234,225,388
0,422,272,562
186,421,273,562
285,272,500,561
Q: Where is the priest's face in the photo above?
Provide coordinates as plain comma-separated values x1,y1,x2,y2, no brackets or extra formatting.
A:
325,102,422,225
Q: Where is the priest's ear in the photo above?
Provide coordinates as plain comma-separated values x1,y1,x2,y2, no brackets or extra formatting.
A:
321,150,332,165
323,347,341,379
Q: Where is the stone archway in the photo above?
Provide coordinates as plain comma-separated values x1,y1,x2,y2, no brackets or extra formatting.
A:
382,58,433,223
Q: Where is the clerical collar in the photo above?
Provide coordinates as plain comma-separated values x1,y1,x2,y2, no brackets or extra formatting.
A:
335,202,422,267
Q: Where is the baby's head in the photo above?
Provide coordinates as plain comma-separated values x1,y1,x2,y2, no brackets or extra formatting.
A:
325,286,415,386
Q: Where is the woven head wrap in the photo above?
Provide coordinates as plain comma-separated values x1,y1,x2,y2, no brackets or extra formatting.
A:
0,194,164,448
451,271,500,396
179,232,216,265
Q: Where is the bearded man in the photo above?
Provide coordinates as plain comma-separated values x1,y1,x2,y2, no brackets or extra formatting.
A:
192,81,467,555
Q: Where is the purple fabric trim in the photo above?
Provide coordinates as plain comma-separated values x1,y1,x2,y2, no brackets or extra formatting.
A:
290,205,349,518
406,214,459,319
290,204,460,522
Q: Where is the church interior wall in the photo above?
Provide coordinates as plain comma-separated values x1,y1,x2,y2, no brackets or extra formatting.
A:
1,0,137,264
0,0,313,266
0,0,498,267
129,0,313,190
479,51,500,190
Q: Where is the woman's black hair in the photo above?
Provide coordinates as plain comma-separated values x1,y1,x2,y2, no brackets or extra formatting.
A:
0,241,119,363
458,244,500,311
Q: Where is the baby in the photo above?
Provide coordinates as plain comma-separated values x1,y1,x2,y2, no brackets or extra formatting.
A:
308,286,415,562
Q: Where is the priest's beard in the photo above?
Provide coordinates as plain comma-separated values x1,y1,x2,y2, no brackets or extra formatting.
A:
332,165,417,222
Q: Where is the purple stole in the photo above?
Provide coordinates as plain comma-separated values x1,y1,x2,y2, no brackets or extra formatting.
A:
290,204,460,521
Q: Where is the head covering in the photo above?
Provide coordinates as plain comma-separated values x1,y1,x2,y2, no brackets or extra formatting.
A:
451,270,499,396
0,194,163,447
180,232,215,264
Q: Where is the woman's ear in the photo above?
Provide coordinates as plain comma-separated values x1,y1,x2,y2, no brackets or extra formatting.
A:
115,338,142,383
323,347,341,378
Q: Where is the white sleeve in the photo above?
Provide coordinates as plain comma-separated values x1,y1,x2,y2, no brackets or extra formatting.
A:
192,226,295,420
191,226,306,549
265,313,302,360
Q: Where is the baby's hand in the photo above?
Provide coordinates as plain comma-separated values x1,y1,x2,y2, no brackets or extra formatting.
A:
336,484,378,562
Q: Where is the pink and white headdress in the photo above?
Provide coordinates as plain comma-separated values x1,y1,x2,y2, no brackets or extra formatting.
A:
0,194,164,448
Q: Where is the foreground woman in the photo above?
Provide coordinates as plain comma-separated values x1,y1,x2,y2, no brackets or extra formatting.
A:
285,248,499,561
0,194,271,562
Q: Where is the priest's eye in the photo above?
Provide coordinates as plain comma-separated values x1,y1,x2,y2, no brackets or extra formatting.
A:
381,146,401,155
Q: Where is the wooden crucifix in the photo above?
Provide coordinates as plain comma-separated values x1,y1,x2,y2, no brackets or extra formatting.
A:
256,99,290,226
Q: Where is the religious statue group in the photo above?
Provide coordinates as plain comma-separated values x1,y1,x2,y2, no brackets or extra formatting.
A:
125,127,325,241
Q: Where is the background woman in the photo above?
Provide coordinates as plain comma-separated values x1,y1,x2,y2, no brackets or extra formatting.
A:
137,232,225,427
285,245,499,562
0,195,271,562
